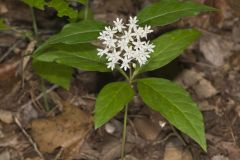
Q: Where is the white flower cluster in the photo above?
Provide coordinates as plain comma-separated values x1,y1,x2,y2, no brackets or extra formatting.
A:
97,16,155,71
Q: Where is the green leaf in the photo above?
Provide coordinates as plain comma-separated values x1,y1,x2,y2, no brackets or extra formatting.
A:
22,0,45,9
137,29,200,73
94,82,135,129
0,19,9,30
34,20,105,55
34,44,110,72
76,0,88,4
67,0,88,5
32,60,73,89
48,0,78,19
137,0,216,27
137,78,206,151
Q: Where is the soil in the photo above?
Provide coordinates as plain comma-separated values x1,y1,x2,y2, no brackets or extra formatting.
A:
0,0,240,160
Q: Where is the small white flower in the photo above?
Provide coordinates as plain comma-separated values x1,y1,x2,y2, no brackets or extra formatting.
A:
113,18,126,32
97,16,155,71
122,30,134,42
107,61,116,70
134,27,145,39
121,57,131,71
97,48,108,57
143,26,153,38
104,26,117,37
133,40,145,50
145,41,155,52
118,38,129,51
103,37,117,48
127,16,138,30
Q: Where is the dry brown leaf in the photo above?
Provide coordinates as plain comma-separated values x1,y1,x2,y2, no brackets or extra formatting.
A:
0,60,19,81
30,102,92,153
199,34,234,67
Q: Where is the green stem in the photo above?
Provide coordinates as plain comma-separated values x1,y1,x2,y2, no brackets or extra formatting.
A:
121,104,128,160
118,68,130,81
30,6,38,36
84,0,89,20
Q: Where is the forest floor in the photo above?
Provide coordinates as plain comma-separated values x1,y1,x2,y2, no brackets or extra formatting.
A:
0,0,240,160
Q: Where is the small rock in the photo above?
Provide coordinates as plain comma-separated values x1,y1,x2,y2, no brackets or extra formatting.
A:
0,3,8,14
0,110,13,124
101,138,134,160
134,117,160,141
232,22,240,43
175,69,204,88
124,155,138,160
198,101,215,111
200,34,234,66
21,105,38,125
25,158,44,160
211,155,229,160
163,138,192,160
193,79,218,99
234,105,240,117
0,150,10,160
105,123,116,134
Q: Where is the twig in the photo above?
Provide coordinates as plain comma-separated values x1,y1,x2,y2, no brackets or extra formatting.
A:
19,40,37,88
153,133,175,145
18,85,58,112
170,124,187,146
0,39,22,63
52,147,64,160
14,117,45,159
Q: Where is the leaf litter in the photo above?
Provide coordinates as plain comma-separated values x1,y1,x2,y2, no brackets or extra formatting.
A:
30,102,92,158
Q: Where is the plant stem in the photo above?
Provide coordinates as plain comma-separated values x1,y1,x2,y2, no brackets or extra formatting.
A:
121,104,128,160
118,68,130,81
30,6,38,36
84,0,89,20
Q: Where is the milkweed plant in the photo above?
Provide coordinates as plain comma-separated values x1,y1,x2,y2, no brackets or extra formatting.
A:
30,0,216,159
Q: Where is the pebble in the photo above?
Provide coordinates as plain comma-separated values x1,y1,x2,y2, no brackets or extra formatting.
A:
163,138,192,160
0,150,10,160
0,110,13,124
134,117,160,141
193,79,218,99
105,123,116,134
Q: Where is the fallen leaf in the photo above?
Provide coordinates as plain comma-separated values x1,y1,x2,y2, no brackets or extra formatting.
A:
199,34,234,66
30,102,92,153
0,60,19,81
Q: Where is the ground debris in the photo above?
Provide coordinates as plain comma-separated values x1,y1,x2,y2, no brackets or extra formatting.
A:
30,102,92,155
199,34,234,66
0,150,10,160
175,69,204,88
163,138,192,160
0,109,13,124
193,78,218,99
211,155,229,160
134,117,160,141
